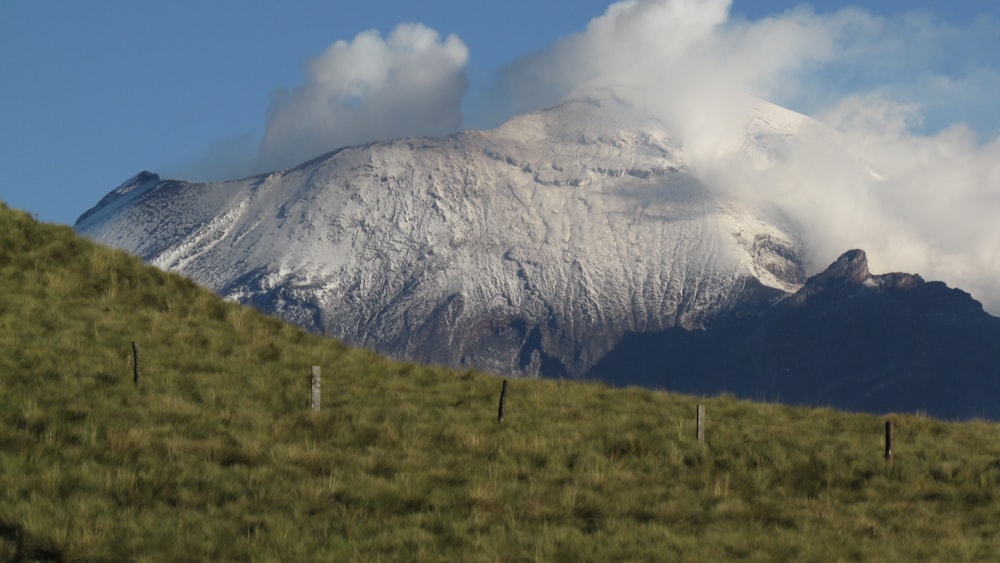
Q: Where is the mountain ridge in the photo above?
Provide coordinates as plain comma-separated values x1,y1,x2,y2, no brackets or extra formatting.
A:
588,248,1000,420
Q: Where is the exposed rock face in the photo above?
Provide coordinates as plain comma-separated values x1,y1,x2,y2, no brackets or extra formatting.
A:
588,250,1000,420
76,92,806,378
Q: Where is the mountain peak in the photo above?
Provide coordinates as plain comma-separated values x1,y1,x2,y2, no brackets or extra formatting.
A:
784,248,937,308
76,170,161,226
824,249,870,284
785,249,871,306
118,170,160,191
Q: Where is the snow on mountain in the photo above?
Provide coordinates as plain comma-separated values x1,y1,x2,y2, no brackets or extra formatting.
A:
76,90,807,377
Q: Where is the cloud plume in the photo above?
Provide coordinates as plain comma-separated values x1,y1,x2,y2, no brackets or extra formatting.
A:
257,23,468,171
183,23,469,179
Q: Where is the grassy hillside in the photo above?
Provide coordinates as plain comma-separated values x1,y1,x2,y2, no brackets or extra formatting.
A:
1,201,999,561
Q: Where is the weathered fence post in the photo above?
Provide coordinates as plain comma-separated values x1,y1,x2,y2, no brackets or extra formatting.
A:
131,341,140,387
884,419,894,461
311,366,321,411
697,404,705,444
497,380,509,423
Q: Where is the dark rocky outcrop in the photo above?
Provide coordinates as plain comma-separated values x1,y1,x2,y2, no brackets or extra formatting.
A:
587,249,1000,420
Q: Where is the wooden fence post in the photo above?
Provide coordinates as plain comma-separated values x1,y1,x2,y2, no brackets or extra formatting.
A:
311,366,321,411
697,404,705,444
131,342,140,387
497,380,509,423
884,419,894,461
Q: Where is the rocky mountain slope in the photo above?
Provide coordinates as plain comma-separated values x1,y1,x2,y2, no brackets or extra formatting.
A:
76,92,806,377
588,249,1000,420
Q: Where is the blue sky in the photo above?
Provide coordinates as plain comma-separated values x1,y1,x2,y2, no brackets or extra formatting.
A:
2,0,1000,311
1,0,997,224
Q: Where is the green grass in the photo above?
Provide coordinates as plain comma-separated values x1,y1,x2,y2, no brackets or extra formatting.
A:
2,200,999,561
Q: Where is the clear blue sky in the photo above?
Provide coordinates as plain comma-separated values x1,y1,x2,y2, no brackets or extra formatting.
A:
2,0,998,225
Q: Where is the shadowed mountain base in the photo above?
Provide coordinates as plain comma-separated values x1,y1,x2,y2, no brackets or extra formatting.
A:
588,250,1000,420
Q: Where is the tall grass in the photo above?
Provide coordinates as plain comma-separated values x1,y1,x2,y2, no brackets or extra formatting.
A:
1,201,999,561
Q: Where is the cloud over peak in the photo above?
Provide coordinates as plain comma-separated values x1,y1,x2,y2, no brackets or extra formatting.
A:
257,23,468,172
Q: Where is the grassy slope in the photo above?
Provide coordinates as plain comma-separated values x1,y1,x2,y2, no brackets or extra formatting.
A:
1,201,999,561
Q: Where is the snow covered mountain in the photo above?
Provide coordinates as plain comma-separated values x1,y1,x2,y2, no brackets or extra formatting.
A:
76,91,809,377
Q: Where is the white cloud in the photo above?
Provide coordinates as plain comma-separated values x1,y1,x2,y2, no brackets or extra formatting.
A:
257,23,469,172
181,23,469,180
